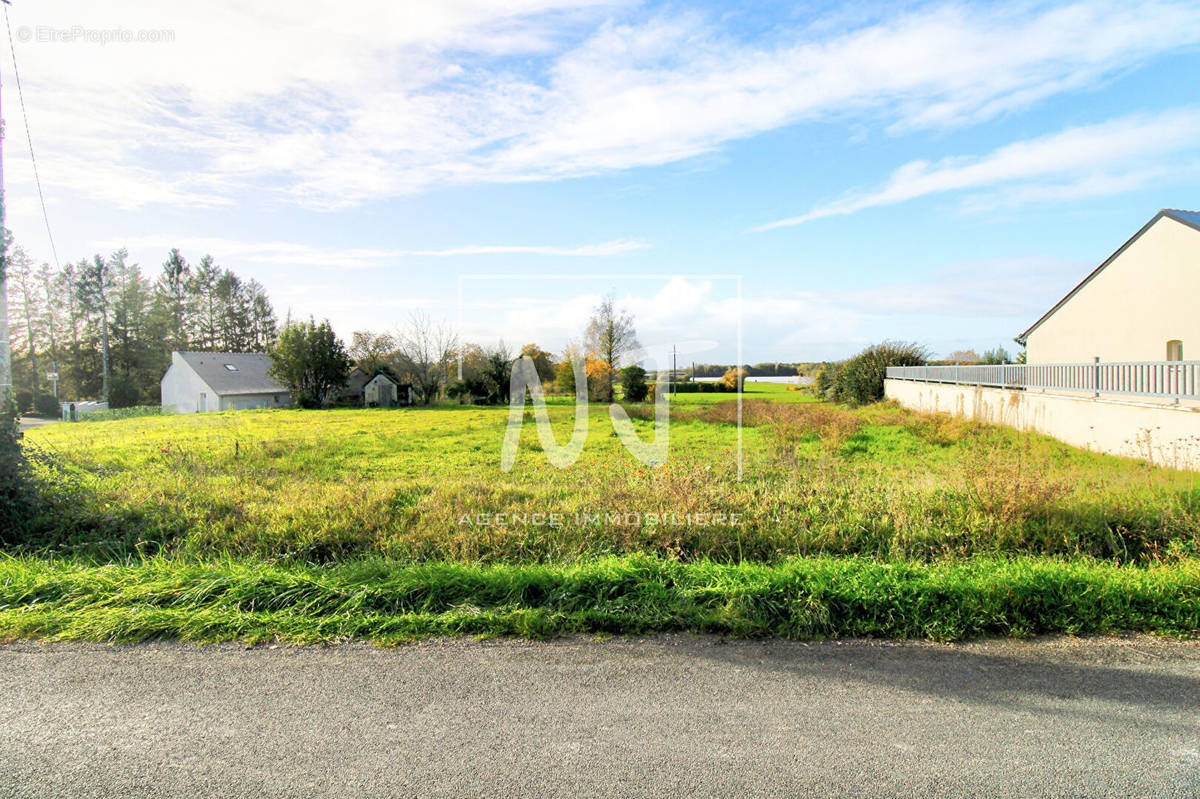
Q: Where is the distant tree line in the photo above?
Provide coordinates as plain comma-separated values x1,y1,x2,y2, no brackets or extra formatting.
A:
6,242,277,411
691,362,819,378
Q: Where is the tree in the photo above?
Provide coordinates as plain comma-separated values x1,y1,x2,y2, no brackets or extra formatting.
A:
245,280,277,351
519,343,557,385
619,364,649,402
7,247,43,402
393,312,457,406
556,343,584,395
154,249,190,353
269,318,351,408
584,354,613,402
980,347,1011,365
349,330,396,375
720,367,747,390
188,255,222,350
945,349,980,365
584,293,639,403
76,253,116,403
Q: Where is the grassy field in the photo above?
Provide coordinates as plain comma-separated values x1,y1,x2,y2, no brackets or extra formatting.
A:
22,382,1199,564
9,381,1200,642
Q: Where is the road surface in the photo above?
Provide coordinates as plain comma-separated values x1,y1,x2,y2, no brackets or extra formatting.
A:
1,635,1197,798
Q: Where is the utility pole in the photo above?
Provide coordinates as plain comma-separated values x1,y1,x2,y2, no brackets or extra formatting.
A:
0,0,10,406
671,344,677,396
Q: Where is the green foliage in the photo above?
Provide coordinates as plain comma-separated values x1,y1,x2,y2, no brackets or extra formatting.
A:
664,381,736,393
519,344,557,384
619,365,649,402
269,318,351,407
0,555,1196,643
980,347,1012,365
0,394,39,543
819,341,928,404
33,394,60,418
69,405,165,423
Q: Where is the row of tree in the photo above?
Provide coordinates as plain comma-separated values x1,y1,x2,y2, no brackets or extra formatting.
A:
323,295,645,409
6,244,277,409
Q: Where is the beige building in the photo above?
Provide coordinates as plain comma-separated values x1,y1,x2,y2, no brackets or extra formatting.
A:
1017,209,1200,364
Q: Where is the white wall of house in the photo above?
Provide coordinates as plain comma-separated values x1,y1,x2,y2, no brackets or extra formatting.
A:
1024,215,1200,364
160,352,217,414
885,379,1200,470
219,393,288,412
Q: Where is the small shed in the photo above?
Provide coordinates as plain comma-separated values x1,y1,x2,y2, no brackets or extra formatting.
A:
364,373,398,407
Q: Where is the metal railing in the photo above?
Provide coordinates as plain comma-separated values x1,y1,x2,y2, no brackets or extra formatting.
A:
885,361,1200,401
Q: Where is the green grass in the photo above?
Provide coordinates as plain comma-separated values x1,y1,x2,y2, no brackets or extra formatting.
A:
23,394,1200,565
14,390,1200,643
0,554,1195,644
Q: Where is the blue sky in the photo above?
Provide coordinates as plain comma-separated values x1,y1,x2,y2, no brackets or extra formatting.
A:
3,0,1199,362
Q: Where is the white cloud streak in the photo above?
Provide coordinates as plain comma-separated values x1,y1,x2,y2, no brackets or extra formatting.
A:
90,236,648,270
756,107,1200,229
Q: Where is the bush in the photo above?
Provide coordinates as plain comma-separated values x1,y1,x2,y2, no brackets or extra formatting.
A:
72,405,166,423
720,367,747,390
619,365,649,402
14,390,32,414
821,341,928,405
33,394,60,418
0,394,38,542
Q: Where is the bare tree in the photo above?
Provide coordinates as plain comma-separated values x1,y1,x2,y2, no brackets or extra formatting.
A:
349,330,397,375
585,293,639,402
392,312,457,406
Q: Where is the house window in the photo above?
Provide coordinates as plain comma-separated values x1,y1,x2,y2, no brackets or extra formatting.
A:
1167,340,1184,361
224,364,239,371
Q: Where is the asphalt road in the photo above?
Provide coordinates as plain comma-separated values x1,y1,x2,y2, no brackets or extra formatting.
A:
1,635,1198,798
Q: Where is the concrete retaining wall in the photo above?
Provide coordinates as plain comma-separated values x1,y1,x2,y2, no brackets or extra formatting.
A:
884,379,1200,470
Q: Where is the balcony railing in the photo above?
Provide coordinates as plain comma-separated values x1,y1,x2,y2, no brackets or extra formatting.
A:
885,362,1200,401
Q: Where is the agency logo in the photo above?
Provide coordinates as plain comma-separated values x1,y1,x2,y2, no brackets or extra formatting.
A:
501,355,670,471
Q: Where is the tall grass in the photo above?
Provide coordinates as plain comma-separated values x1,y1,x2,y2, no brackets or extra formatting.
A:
18,402,1200,565
0,554,1195,643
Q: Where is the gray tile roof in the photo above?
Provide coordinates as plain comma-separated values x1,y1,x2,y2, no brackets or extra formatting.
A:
177,351,289,396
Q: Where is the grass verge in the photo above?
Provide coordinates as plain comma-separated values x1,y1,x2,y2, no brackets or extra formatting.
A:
1,554,1197,644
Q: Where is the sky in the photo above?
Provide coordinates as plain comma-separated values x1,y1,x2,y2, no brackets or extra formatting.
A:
2,0,1198,364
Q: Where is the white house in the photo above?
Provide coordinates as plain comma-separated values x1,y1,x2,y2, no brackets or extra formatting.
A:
1017,209,1200,363
161,351,290,413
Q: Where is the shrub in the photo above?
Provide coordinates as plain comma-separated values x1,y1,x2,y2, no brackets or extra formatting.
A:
14,390,32,414
0,393,38,542
619,365,649,402
72,405,166,423
824,341,928,405
33,394,60,418
720,367,747,390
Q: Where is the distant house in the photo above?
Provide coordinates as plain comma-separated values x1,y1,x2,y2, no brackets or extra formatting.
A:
341,366,372,402
161,351,290,413
1017,209,1200,364
363,373,414,407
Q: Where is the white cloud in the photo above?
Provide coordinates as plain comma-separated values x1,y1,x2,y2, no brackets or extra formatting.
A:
90,235,649,270
756,107,1200,229
6,1,1200,210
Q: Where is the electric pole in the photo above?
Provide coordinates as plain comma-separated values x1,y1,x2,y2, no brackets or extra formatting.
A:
0,0,10,405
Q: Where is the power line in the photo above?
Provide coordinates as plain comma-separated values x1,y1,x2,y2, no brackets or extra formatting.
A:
3,3,61,270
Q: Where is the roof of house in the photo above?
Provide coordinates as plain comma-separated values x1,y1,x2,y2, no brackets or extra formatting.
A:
175,351,289,396
1015,209,1200,345
365,373,398,386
